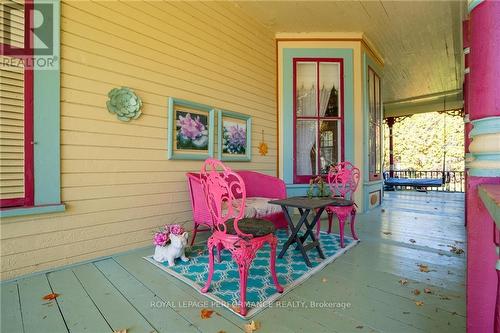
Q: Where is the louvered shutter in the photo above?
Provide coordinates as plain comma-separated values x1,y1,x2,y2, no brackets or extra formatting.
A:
1,0,32,207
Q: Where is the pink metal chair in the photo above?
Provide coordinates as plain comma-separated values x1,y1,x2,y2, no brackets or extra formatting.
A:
199,158,283,316
316,161,361,248
186,170,288,246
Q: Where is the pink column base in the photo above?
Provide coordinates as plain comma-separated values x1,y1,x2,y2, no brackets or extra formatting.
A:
467,176,500,333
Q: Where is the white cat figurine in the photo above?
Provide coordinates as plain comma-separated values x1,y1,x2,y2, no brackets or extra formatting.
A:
153,232,190,267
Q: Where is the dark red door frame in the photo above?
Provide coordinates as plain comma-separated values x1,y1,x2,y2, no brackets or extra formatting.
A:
292,58,345,184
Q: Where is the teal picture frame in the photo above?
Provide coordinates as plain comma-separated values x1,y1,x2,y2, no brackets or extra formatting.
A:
167,97,215,160
217,110,252,162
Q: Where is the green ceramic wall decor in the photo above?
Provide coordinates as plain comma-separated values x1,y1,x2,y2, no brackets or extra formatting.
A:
106,87,143,122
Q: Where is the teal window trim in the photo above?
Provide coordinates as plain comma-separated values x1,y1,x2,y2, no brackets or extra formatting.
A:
282,48,355,190
362,52,384,210
1,0,65,217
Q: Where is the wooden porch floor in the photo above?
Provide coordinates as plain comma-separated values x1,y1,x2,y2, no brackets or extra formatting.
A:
1,191,466,333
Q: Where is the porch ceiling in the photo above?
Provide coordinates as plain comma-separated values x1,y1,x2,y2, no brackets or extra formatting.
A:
235,0,466,105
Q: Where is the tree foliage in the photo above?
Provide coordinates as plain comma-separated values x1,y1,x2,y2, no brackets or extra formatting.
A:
383,112,464,172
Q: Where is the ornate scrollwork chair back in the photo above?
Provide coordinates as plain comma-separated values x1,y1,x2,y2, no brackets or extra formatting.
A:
200,158,252,239
198,158,283,316
327,161,361,200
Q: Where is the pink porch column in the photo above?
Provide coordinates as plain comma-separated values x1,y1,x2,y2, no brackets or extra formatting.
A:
466,1,500,332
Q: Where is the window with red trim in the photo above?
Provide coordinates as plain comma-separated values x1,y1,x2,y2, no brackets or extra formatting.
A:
368,66,382,181
1,0,34,208
293,58,344,184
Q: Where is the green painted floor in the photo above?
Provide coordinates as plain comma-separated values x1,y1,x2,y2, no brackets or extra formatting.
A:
0,191,466,333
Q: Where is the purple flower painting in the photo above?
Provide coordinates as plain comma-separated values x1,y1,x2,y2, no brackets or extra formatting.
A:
222,120,247,155
176,110,209,150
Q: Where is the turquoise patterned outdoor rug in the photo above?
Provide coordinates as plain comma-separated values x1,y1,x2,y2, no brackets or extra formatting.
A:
144,230,358,319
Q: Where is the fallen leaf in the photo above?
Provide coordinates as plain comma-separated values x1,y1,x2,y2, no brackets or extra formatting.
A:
409,239,416,243
200,308,214,319
448,245,464,255
417,264,429,273
42,293,60,301
415,301,424,306
321,277,328,283
217,331,227,333
244,320,261,333
424,288,432,294
230,304,241,313
403,311,410,314
113,330,127,333
413,289,421,295
399,279,408,286
383,231,392,235
355,325,364,329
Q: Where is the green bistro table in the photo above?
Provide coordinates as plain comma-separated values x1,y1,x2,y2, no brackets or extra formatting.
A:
269,196,353,267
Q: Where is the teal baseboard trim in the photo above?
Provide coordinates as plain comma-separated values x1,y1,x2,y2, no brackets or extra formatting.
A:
0,244,152,284
0,203,65,218
468,169,500,177
468,0,484,13
469,116,500,137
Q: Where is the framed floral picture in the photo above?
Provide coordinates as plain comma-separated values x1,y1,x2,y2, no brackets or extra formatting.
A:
218,110,252,161
167,97,215,160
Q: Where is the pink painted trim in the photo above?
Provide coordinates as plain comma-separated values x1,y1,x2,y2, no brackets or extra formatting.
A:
467,176,500,333
292,58,345,184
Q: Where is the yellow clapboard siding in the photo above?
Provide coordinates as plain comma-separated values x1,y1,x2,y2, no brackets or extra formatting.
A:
1,208,192,256
1,0,278,280
63,2,275,85
0,194,191,234
61,130,164,150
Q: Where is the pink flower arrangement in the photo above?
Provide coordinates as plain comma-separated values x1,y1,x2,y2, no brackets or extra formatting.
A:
177,113,206,140
152,224,186,247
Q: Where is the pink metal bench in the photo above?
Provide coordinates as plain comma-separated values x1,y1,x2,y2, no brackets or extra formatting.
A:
186,170,288,245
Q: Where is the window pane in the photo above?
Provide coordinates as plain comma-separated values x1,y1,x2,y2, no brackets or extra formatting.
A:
296,62,317,117
296,120,317,175
0,54,25,200
319,120,339,174
319,62,340,117
0,0,25,49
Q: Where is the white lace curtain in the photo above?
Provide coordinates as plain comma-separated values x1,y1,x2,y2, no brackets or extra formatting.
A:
296,84,338,175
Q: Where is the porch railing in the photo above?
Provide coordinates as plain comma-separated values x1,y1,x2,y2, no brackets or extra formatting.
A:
383,170,465,192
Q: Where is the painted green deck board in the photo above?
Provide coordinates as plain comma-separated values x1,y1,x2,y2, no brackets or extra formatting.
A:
17,274,68,333
1,282,24,333
0,191,466,333
72,263,155,333
46,268,112,333
94,258,200,333
114,251,244,333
